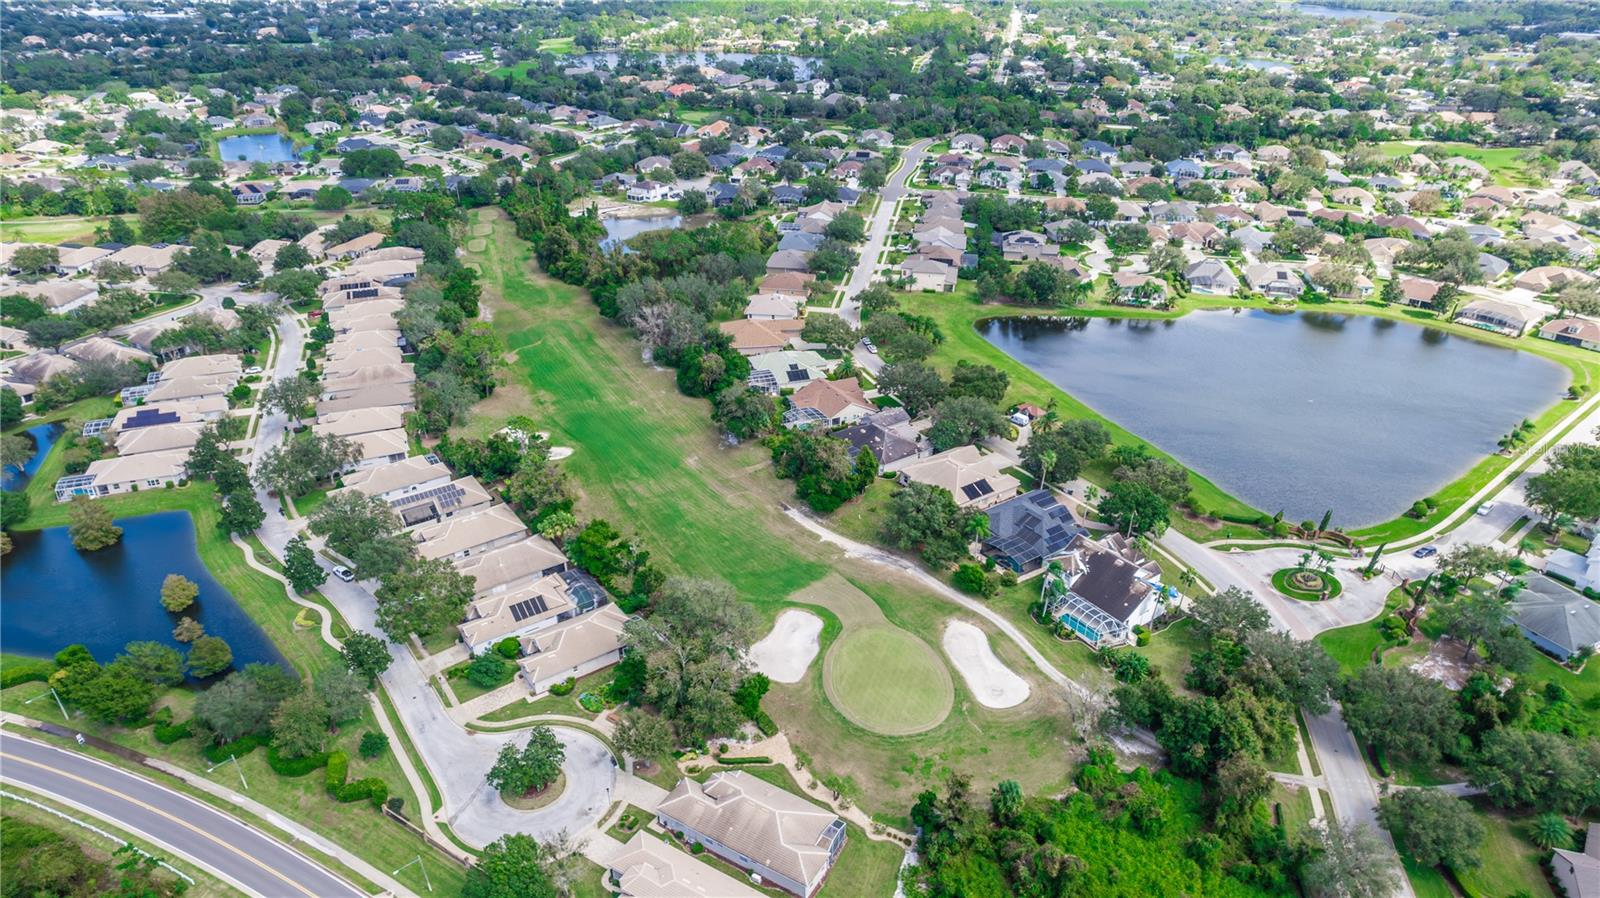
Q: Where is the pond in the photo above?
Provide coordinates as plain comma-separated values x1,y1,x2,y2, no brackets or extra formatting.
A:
1211,56,1296,74
572,51,820,80
979,310,1568,527
2,422,63,492
599,213,683,253
216,133,299,164
1,510,288,674
1295,4,1412,22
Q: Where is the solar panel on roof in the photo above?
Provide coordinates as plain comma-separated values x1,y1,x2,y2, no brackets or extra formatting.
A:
961,479,994,501
509,595,549,622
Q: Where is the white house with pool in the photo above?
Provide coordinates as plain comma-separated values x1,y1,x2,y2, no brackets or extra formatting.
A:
1040,532,1177,647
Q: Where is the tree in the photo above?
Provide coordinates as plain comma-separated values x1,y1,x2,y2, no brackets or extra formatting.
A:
0,386,23,427
115,641,185,687
1529,812,1573,850
316,668,369,723
947,361,1009,404
430,125,464,149
536,510,579,543
1189,586,1272,642
800,314,858,352
259,374,320,419
220,488,264,535
68,496,122,551
313,185,353,211
273,242,313,271
1468,727,1599,813
463,834,563,898
1114,457,1192,505
270,689,330,759
186,636,234,678
1341,666,1461,765
340,631,393,687
309,491,411,579
677,190,708,215
374,556,475,642
254,431,357,497
614,709,675,761
23,316,87,352
882,482,969,566
624,577,757,743
712,384,776,440
927,395,1007,452
1377,789,1483,870
149,269,201,294
172,616,204,643
505,454,572,521
1242,629,1341,713
283,534,327,594
1022,420,1110,484
11,244,59,277
1301,822,1400,898
1100,481,1170,536
159,573,199,612
1436,544,1512,587
1211,753,1270,836
1525,445,1600,521
824,212,866,243
487,725,566,796
876,361,945,416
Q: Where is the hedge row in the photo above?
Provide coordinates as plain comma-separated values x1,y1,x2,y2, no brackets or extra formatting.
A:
267,747,330,777
153,721,193,744
0,658,56,689
324,751,388,807
202,733,267,763
717,755,774,766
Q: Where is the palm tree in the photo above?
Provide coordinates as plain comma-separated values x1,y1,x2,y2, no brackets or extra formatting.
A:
1530,813,1572,850
965,512,991,544
1036,448,1057,485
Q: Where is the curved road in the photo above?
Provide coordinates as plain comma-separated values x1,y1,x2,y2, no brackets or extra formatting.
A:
0,732,366,898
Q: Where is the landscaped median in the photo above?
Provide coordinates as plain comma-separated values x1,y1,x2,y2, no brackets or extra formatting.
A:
1271,567,1343,601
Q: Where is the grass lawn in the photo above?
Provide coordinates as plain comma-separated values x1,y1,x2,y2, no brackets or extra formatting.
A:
1401,857,1456,898
443,657,517,704
822,626,953,736
1377,141,1540,187
477,667,614,722
1268,780,1315,838
1452,807,1555,898
827,476,894,546
1,789,240,898
1315,586,1410,675
604,803,655,843
537,35,577,54
0,214,139,246
1134,616,1205,693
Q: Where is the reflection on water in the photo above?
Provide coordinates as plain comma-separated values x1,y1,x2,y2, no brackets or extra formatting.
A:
980,309,1566,526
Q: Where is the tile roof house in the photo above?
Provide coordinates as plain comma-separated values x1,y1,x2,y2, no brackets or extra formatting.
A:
517,604,629,694
337,456,452,502
748,350,832,394
458,567,604,654
1041,532,1170,647
720,318,802,355
1183,259,1240,295
607,830,762,897
1552,822,1600,898
789,377,872,427
1454,298,1535,337
1539,317,1600,352
898,445,1020,510
983,489,1086,574
412,505,527,561
1243,263,1304,298
55,448,189,501
833,408,923,469
656,771,845,898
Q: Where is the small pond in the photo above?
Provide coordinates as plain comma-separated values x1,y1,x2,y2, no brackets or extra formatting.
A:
2,422,64,492
1295,4,1412,22
572,51,820,80
1,510,288,674
1211,56,1296,73
979,310,1568,527
600,214,683,253
217,133,299,164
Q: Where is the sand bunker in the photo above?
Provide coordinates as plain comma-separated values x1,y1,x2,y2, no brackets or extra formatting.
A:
749,609,823,683
942,620,1030,709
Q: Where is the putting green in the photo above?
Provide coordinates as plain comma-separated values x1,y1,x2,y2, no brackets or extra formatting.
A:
822,626,953,736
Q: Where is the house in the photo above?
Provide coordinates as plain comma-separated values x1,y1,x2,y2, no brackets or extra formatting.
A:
765,250,812,274
114,422,205,457
108,399,227,434
1183,259,1240,295
748,350,831,394
898,446,1020,510
950,133,987,152
990,134,1027,155
336,456,452,502
982,490,1086,575
772,185,806,206
1395,276,1442,308
1514,266,1593,295
326,231,385,261
1539,317,1600,352
789,377,872,427
634,155,672,176
606,831,762,898
1111,271,1169,307
230,182,269,205
14,279,97,313
54,449,189,501
1551,822,1600,898
517,604,629,694
859,129,894,148
1165,159,1204,183
626,180,680,203
1454,299,1534,337
656,771,845,898
1511,575,1600,660
1305,262,1374,298
744,293,803,320
455,536,569,597
387,476,493,529
412,505,527,561
55,244,112,275
719,318,802,355
1041,532,1171,647
898,257,958,292
1243,264,1304,298
996,230,1053,262
458,568,605,655
1082,140,1117,162
833,408,922,469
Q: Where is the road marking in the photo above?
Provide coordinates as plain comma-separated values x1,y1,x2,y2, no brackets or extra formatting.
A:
1,749,325,898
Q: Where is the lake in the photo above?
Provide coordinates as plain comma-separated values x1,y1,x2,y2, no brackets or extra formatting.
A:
572,51,820,80
1211,56,1296,73
2,422,63,491
1,511,288,674
1295,4,1412,22
979,310,1568,527
216,133,299,163
600,213,683,253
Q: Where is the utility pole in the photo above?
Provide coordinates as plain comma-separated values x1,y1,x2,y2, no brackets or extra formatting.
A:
394,856,432,892
208,754,247,791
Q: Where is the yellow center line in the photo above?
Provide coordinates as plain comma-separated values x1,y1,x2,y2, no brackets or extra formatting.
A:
0,749,323,898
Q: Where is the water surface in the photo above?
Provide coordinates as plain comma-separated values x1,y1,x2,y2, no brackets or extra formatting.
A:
1295,4,1411,22
980,310,1567,526
217,133,298,163
1,422,63,491
600,214,683,253
1,510,288,673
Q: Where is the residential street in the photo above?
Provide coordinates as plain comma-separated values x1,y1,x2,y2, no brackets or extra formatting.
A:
838,137,935,327
0,731,367,898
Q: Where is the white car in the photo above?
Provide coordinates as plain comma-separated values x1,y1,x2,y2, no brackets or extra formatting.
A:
1475,502,1494,516
245,366,264,376
862,337,878,354
331,565,355,582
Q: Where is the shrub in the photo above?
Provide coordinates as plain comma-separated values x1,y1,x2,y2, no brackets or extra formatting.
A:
718,755,774,766
359,732,389,759
154,718,193,744
578,691,605,713
754,711,778,737
202,732,266,763
0,657,55,689
267,747,330,777
549,677,576,697
325,749,388,806
494,637,520,659
465,653,511,689
690,842,705,855
324,750,349,790
1135,627,1152,647
952,563,997,598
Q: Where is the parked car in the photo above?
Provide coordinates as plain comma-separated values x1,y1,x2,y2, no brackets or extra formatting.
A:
1412,546,1437,558
245,365,264,375
1475,502,1494,516
332,565,355,582
862,337,877,354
